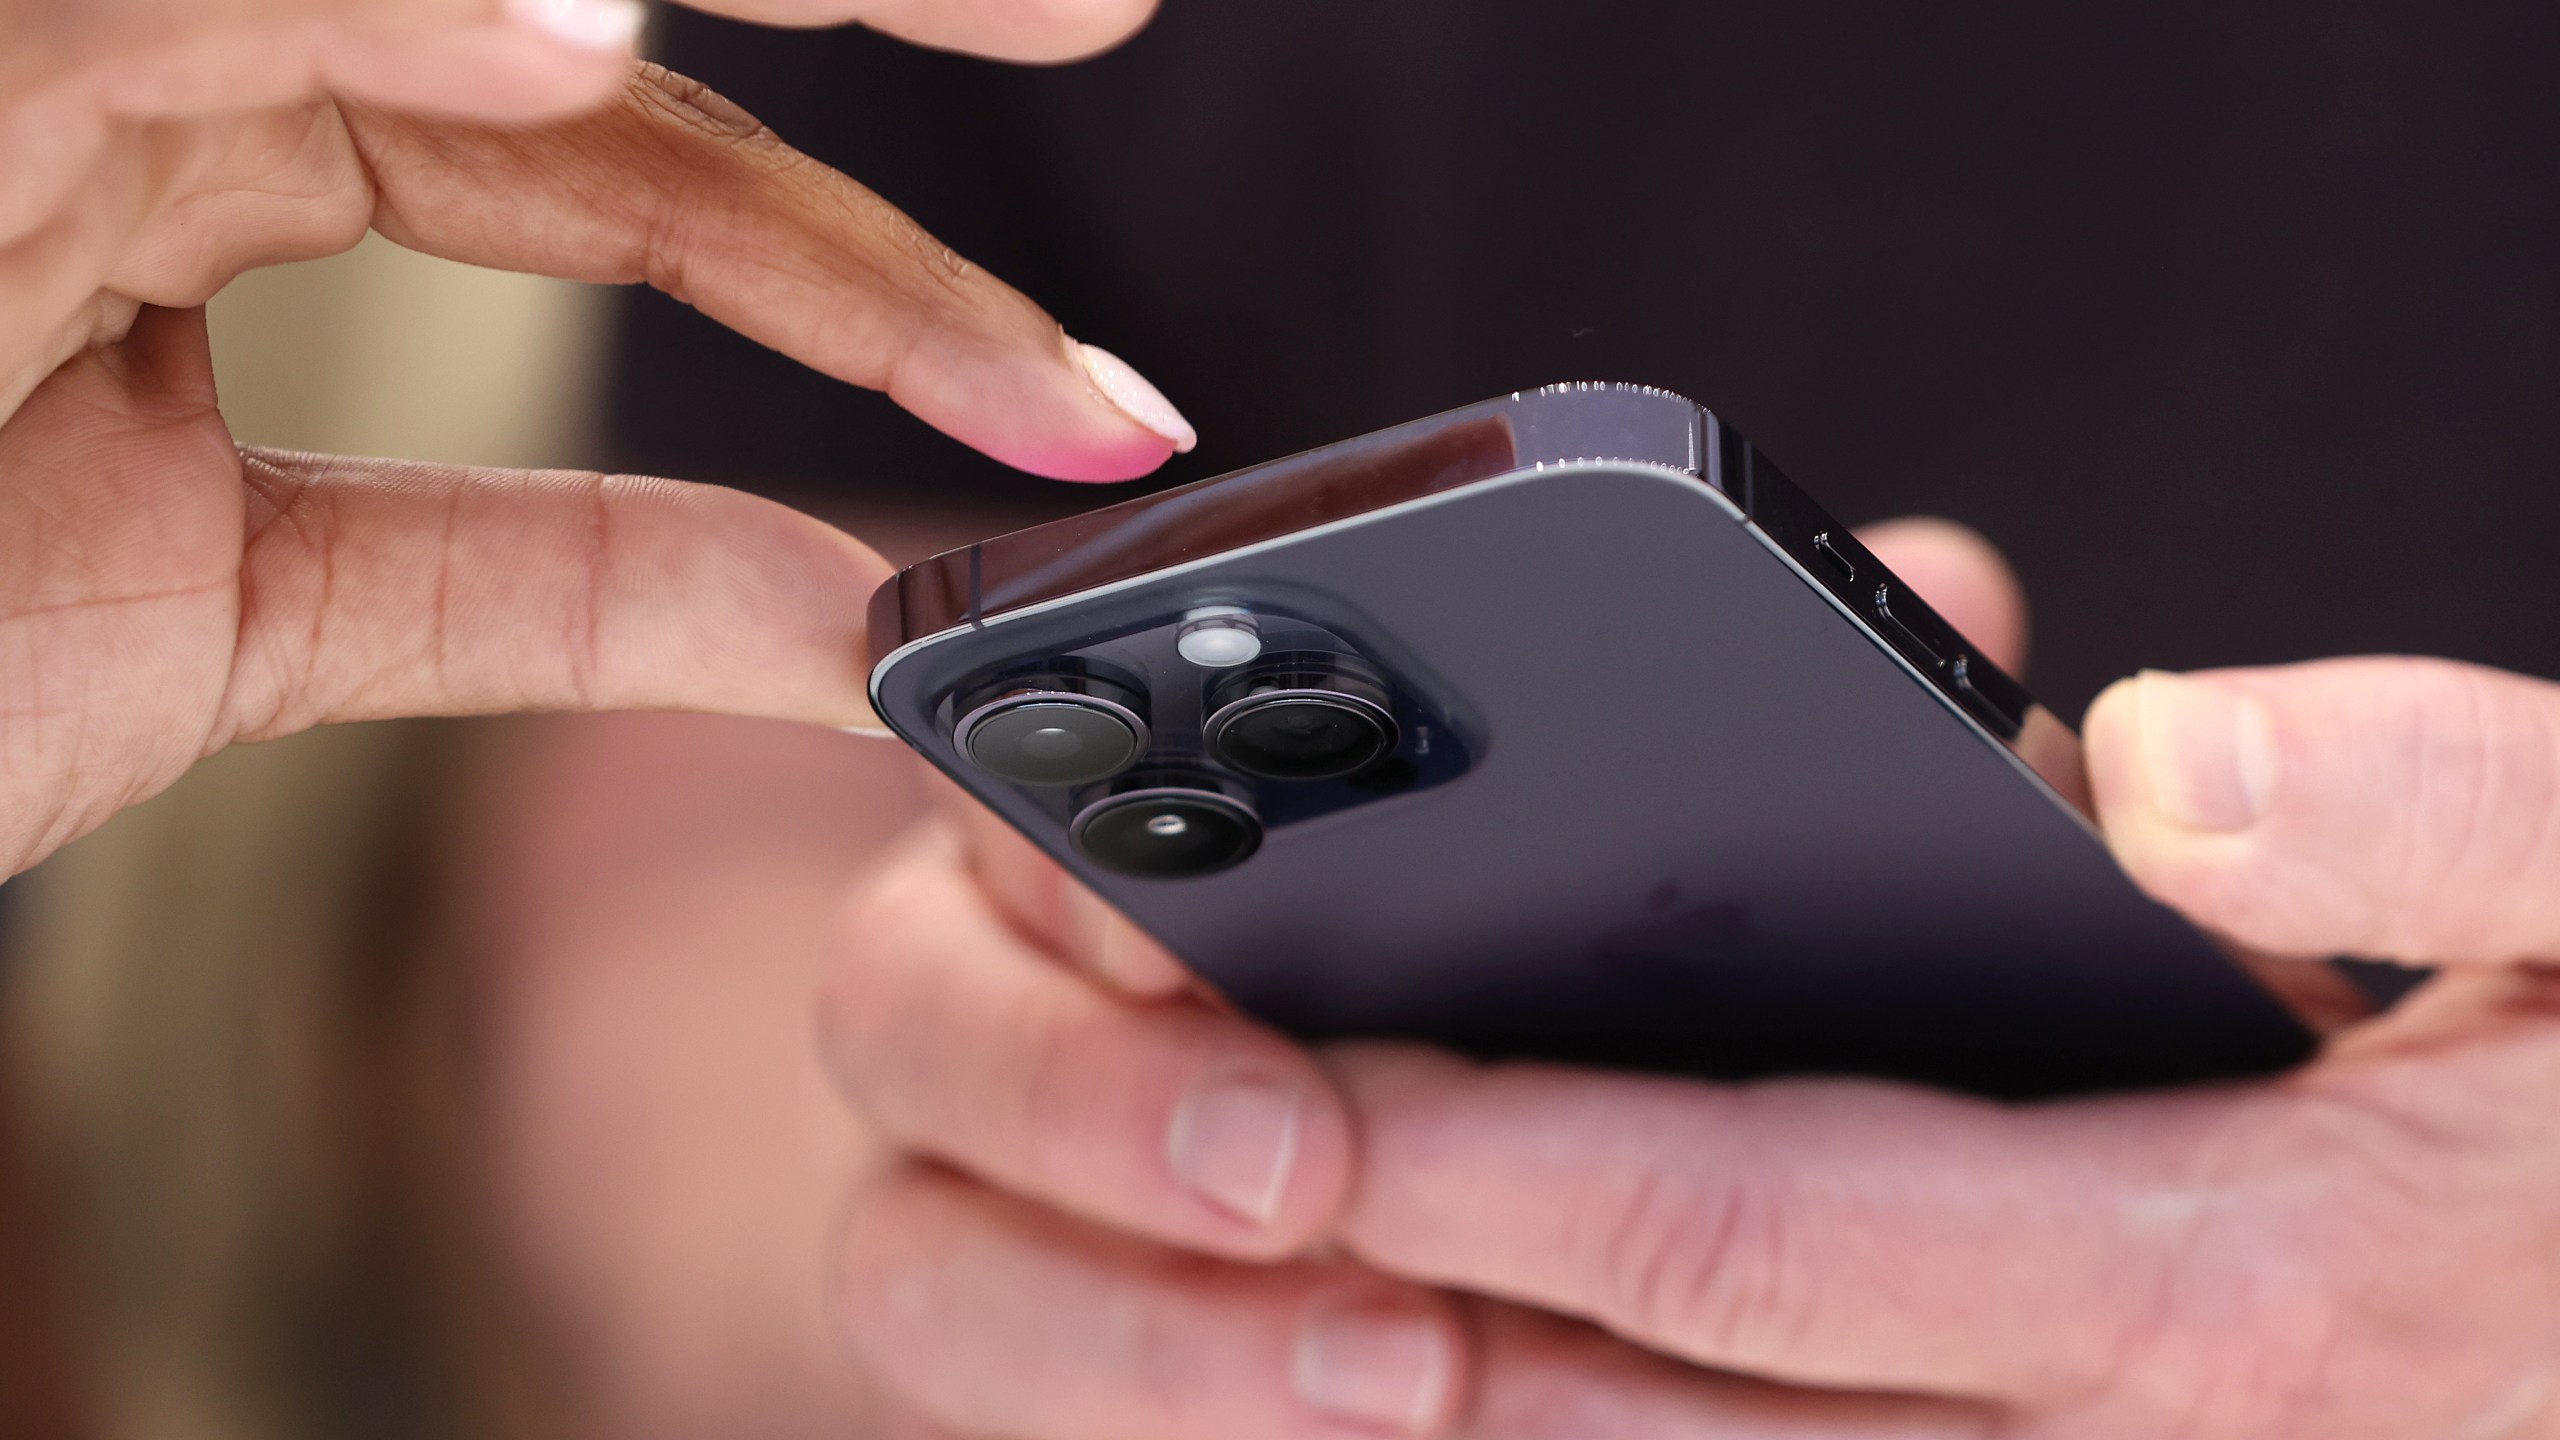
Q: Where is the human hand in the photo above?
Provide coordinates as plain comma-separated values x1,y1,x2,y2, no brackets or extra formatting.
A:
1285,655,2560,1436
0,0,1187,876
817,522,2049,1438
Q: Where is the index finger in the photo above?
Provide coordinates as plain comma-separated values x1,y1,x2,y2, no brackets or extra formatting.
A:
349,64,1190,480
696,0,1162,63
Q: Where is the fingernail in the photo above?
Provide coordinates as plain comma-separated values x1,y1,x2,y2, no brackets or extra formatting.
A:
1076,343,1198,453
1293,1298,1456,1434
1167,1072,1302,1225
2133,670,2278,831
508,0,646,52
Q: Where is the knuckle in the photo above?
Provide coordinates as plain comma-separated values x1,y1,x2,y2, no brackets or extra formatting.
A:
619,63,778,150
1590,1130,1795,1352
2364,660,2560,956
612,65,787,304
896,225,980,301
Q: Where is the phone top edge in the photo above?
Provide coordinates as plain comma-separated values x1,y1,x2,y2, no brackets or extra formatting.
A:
866,383,2052,803
866,383,1710,667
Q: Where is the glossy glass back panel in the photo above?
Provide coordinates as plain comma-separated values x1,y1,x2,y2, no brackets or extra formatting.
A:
873,390,2315,1097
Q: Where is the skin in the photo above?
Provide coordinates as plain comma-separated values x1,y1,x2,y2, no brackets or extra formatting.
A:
459,710,934,1439
814,524,2560,1437
0,0,1182,879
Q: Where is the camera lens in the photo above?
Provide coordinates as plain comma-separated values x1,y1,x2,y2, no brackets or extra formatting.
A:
1205,655,1398,781
1071,782,1262,878
955,675,1148,787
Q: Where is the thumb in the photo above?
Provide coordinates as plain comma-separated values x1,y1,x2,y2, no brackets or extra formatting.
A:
2084,657,2560,966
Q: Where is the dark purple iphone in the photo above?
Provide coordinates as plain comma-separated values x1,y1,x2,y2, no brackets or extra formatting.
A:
869,385,2336,1096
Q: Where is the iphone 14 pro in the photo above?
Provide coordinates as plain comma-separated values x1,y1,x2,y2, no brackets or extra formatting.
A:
868,384,2346,1097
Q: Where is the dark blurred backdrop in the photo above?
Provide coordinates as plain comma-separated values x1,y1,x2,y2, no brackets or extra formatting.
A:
609,1,2560,718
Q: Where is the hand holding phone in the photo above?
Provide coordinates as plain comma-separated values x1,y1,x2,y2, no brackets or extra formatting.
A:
825,575,2560,1440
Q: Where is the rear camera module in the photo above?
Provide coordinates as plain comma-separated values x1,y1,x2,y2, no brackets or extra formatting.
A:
1205,654,1398,781
955,674,1148,787
1071,779,1262,878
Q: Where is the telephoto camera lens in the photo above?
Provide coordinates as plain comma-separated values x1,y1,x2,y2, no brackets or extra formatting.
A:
1071,775,1262,878
954,672,1149,787
1205,653,1398,781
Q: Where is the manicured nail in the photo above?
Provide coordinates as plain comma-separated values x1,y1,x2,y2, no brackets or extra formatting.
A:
1076,343,1198,453
508,0,646,52
1167,1072,1301,1225
1293,1297,1455,1434
2133,670,2278,831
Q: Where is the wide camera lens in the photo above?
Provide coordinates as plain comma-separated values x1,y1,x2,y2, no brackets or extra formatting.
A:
1071,785,1262,878
956,676,1147,787
1206,656,1397,781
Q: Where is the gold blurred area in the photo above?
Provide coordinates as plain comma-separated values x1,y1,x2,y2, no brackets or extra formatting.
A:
208,233,610,467
2,242,610,1440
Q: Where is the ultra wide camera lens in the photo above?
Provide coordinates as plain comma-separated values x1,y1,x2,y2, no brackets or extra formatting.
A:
955,674,1148,787
1205,655,1398,781
1071,782,1262,878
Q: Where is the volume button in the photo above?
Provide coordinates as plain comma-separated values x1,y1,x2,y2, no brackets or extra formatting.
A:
1871,584,1945,669
1812,530,1857,584
1948,654,2022,737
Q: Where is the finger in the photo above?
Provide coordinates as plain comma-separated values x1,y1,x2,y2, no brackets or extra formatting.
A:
1853,517,2029,676
948,789,1196,998
837,1169,1998,1440
346,65,1192,480
2085,657,2560,966
838,1167,1466,1440
1464,1306,1998,1440
819,828,1350,1259
693,0,1162,63
1327,1043,2245,1403
0,0,638,243
215,447,892,734
10,304,902,736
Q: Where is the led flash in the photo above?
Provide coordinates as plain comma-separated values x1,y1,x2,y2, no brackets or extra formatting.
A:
1176,608,1262,668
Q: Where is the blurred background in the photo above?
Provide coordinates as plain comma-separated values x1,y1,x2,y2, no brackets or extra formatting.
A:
7,2,2560,1436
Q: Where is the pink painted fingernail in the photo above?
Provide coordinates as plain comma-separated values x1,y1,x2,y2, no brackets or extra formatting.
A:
2133,670,2279,831
508,0,646,52
1077,343,1198,453
1167,1072,1301,1225
1293,1297,1456,1434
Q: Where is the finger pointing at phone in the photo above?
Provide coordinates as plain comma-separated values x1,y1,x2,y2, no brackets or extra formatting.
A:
1,0,1191,877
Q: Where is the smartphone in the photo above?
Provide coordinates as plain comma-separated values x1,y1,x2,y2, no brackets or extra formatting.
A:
869,384,2342,1097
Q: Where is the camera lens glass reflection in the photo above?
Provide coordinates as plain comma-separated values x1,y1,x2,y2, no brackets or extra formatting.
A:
961,698,1143,786
1211,694,1395,780
1073,789,1262,877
